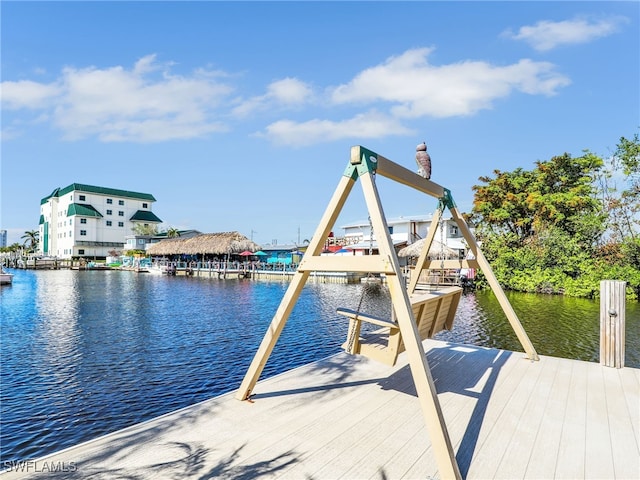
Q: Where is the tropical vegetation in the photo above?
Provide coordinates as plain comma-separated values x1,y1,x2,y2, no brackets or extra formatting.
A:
470,133,640,300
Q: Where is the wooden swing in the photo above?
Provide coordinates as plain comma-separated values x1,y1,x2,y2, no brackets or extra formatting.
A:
337,285,462,366
236,145,538,480
336,209,463,366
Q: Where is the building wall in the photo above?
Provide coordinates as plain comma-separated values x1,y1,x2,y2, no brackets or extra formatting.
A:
341,216,463,247
39,185,159,259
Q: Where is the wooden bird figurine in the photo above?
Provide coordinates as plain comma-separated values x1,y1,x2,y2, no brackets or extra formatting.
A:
416,142,431,179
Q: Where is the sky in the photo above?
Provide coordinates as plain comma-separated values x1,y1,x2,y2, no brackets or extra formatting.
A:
1,1,638,247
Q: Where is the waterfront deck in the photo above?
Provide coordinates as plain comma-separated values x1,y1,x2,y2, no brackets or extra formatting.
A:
3,339,639,479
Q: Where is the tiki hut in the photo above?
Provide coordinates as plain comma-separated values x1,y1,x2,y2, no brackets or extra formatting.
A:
145,231,261,258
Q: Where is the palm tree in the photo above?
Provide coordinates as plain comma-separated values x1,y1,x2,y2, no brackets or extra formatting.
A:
166,227,180,238
21,230,39,253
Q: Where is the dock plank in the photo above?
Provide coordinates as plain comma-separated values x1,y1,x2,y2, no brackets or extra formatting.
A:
1,340,638,480
585,364,615,479
524,355,567,480
602,367,640,479
555,359,589,479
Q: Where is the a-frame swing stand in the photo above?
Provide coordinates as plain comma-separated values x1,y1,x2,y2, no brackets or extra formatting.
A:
236,145,539,480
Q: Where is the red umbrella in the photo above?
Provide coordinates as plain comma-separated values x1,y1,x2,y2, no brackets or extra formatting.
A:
239,250,254,256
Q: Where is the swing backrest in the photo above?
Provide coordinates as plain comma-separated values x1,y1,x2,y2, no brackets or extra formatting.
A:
340,285,462,366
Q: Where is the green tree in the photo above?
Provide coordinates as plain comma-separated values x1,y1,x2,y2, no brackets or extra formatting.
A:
21,230,39,252
0,243,23,253
609,133,640,241
132,223,159,236
166,227,180,238
470,151,622,297
473,152,605,243
472,168,536,240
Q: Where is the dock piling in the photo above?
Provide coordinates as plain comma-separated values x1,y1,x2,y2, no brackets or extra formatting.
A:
600,280,626,368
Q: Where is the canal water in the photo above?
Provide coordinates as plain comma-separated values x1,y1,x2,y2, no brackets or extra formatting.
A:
1,268,638,464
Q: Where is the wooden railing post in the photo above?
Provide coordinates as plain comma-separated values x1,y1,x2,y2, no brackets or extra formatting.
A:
600,280,626,368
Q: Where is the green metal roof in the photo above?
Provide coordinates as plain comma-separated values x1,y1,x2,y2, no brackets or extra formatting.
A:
130,210,162,223
67,203,103,218
41,183,156,204
41,188,60,205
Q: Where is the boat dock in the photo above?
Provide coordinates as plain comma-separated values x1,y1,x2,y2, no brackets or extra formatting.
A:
2,339,638,479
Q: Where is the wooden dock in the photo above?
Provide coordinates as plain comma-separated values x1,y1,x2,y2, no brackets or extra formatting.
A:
2,339,638,479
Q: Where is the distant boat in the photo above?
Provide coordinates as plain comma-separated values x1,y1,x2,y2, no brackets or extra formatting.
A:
1,268,13,285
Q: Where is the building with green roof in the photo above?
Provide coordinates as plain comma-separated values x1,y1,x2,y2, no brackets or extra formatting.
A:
38,183,162,259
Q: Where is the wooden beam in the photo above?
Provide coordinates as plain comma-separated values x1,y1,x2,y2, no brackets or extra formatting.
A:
298,254,395,274
236,174,357,400
449,205,539,361
408,206,442,294
360,172,462,480
351,145,445,198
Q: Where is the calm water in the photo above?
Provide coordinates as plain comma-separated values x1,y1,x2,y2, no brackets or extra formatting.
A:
1,268,638,464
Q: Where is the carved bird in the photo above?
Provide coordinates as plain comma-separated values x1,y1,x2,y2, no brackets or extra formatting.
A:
415,142,431,179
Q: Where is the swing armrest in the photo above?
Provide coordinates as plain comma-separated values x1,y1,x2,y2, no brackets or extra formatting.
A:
336,308,398,329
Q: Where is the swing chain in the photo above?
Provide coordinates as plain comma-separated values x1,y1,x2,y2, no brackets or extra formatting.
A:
439,212,445,271
348,185,376,353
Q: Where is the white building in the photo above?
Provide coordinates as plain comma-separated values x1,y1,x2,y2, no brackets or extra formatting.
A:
339,214,467,257
38,183,162,259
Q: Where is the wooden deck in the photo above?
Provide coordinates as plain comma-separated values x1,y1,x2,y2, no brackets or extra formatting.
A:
3,339,639,479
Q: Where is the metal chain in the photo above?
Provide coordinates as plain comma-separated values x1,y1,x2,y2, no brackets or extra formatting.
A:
348,169,377,353
346,284,368,353
439,212,445,285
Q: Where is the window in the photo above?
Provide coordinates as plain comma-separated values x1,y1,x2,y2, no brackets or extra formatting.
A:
79,195,86,201
69,230,72,237
69,219,72,225
106,209,112,215
118,222,124,227
449,226,459,236
138,239,145,245
79,249,85,255
80,218,87,224
107,199,113,204
118,211,124,216
118,200,124,205
142,203,148,208
80,230,87,236
106,220,112,226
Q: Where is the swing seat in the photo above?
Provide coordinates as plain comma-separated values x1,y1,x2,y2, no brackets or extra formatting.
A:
337,286,462,366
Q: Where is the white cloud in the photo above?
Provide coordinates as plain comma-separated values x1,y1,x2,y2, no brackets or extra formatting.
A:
3,47,575,147
1,79,61,109
258,110,413,147
504,16,628,52
2,54,234,143
268,78,313,104
256,47,572,146
329,48,570,118
233,77,313,117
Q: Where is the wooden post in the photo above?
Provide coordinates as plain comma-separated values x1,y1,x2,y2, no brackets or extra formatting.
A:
360,171,461,479
600,280,626,368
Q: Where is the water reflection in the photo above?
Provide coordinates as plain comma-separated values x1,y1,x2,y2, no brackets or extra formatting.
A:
0,269,638,464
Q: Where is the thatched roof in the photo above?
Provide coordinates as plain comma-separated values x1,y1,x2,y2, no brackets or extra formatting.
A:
146,231,261,256
397,238,459,259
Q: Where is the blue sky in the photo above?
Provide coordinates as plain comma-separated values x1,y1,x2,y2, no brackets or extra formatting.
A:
2,1,638,247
